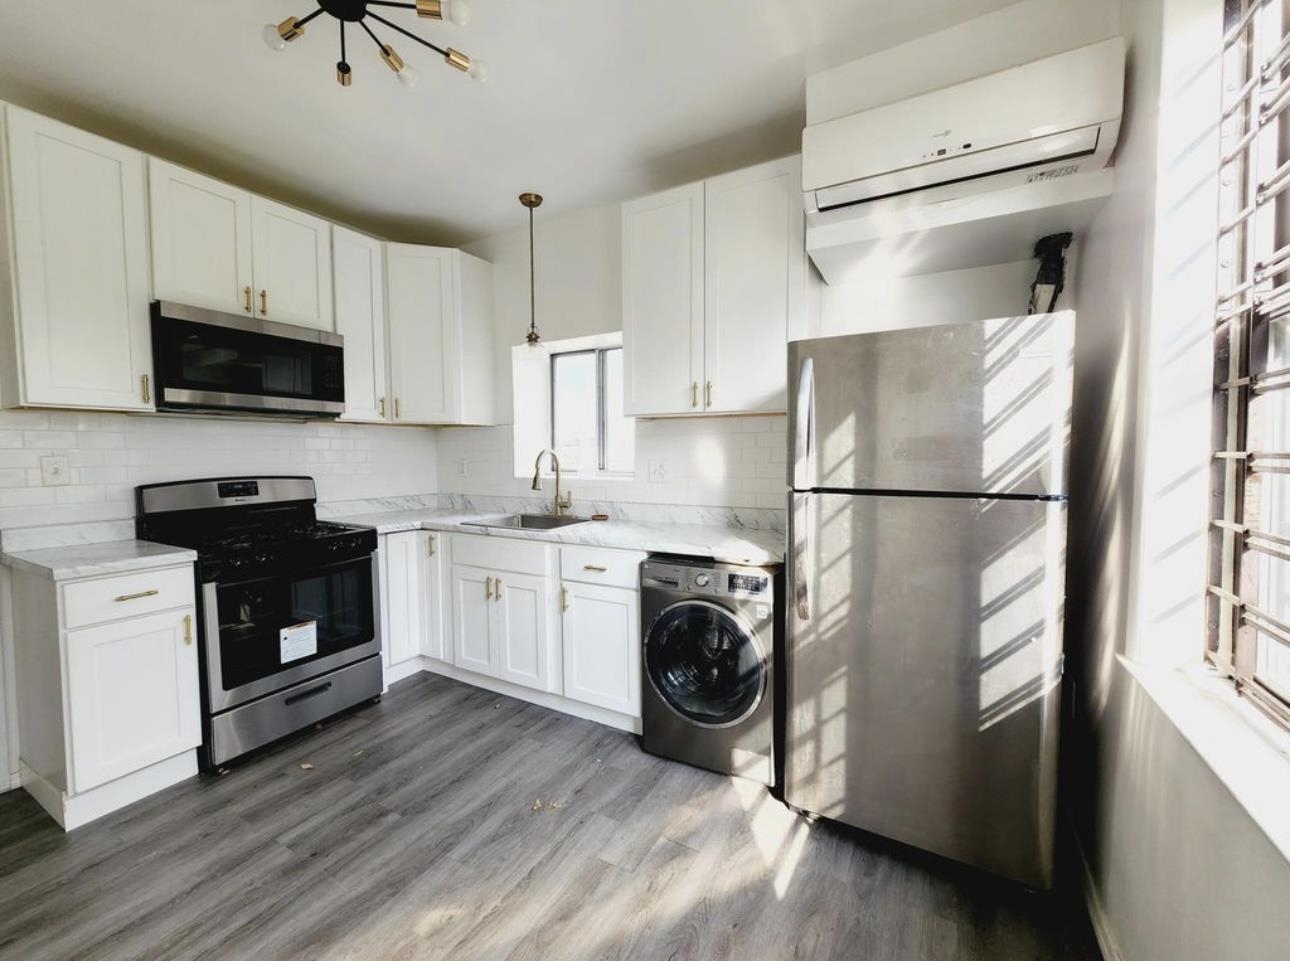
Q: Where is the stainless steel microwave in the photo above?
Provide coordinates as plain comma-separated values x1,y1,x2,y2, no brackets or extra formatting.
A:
150,301,345,417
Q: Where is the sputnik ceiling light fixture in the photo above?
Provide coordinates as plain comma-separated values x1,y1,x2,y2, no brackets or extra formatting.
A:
263,0,488,88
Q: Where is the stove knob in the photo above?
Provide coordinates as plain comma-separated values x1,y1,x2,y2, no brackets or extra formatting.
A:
694,573,711,588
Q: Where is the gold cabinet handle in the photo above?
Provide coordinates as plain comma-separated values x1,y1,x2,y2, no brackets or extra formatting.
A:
561,585,571,612
183,614,193,645
394,398,400,420
495,578,503,600
583,564,607,573
379,397,386,418
485,576,494,600
427,534,436,557
691,382,698,408
705,381,713,407
259,289,268,315
243,286,253,313
141,374,150,405
114,589,159,603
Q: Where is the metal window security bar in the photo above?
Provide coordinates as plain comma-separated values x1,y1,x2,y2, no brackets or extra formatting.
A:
1210,0,1290,729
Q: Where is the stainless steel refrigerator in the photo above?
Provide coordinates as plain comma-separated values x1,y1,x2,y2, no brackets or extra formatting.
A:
785,311,1073,889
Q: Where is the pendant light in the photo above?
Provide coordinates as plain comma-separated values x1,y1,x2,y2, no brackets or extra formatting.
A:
520,192,543,345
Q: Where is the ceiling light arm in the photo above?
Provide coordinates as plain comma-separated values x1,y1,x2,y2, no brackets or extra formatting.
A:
365,1,419,10
364,10,451,57
295,7,327,30
357,17,389,54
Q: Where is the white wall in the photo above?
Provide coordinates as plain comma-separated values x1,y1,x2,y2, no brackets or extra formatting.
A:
0,409,439,532
1069,0,1290,959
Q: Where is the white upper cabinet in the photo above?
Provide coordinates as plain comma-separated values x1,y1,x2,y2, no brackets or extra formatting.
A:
250,196,333,330
0,107,154,411
333,226,388,422
149,158,254,317
622,156,804,417
150,159,333,331
385,244,495,426
622,182,704,416
703,156,804,414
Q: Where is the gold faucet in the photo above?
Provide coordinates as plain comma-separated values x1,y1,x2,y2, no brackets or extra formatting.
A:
531,449,573,517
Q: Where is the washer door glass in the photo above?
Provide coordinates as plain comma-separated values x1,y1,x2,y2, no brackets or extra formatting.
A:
646,602,765,726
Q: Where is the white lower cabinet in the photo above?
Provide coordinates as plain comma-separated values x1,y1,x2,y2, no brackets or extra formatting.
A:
7,561,200,829
379,530,447,673
451,563,495,675
494,570,551,690
560,581,641,717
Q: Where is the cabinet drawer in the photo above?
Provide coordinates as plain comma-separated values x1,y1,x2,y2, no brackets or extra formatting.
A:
63,566,195,630
560,546,646,589
451,534,549,576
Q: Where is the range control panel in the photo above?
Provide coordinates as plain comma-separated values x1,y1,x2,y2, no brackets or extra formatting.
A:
641,559,774,600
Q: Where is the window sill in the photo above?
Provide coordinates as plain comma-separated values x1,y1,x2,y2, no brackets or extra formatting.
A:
1121,654,1290,863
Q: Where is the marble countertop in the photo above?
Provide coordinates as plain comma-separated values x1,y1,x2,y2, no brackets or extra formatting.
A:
336,509,786,566
1,540,198,582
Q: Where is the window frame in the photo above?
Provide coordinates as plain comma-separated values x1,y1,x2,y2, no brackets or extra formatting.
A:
1209,0,1290,731
549,346,617,473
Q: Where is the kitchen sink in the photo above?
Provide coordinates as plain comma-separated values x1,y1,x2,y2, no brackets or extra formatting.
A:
467,513,590,531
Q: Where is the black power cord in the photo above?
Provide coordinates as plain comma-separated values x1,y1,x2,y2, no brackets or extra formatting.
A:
1029,232,1073,314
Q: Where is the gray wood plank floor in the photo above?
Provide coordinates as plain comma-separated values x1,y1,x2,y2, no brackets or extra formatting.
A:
0,673,1102,961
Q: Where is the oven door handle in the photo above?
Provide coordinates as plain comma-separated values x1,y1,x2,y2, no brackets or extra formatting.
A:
284,681,333,706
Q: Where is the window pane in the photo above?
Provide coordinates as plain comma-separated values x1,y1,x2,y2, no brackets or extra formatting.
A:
552,351,598,471
603,347,635,472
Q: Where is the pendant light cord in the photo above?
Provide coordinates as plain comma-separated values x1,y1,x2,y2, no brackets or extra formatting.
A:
528,205,537,342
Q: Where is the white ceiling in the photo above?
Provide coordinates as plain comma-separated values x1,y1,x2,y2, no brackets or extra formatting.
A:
0,0,1016,245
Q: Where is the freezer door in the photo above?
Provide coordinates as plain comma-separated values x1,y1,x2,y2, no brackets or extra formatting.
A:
788,311,1073,496
786,491,1066,888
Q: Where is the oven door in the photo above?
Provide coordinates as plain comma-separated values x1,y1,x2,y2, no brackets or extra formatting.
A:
152,301,345,417
202,554,381,712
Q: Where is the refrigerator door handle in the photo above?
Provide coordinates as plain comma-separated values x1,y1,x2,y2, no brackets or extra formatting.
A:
793,356,815,490
792,494,812,621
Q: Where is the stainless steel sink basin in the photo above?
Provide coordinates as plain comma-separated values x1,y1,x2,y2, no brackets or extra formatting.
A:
467,513,589,531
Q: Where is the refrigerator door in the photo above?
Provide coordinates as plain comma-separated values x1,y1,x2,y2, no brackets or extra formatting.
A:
788,311,1073,497
786,491,1066,888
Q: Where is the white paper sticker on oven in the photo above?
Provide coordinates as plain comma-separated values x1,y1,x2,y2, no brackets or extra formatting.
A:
280,621,318,663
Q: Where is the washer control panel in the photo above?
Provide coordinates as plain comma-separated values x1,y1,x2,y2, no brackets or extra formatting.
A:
641,559,774,600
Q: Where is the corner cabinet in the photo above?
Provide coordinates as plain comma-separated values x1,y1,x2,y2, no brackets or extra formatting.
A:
385,244,495,426
0,106,154,411
379,529,447,679
622,155,804,417
150,158,333,331
8,560,200,830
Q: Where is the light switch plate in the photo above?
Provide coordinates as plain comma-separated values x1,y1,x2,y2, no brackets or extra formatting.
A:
457,459,469,476
40,454,70,487
648,460,668,483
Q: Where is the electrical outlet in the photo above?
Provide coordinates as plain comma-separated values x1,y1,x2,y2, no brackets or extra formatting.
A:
40,454,70,487
648,460,668,484
457,459,468,477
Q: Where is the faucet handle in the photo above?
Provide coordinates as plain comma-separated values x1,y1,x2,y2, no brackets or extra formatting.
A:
558,490,573,510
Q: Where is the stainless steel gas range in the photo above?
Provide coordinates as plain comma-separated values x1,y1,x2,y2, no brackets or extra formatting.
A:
136,476,382,767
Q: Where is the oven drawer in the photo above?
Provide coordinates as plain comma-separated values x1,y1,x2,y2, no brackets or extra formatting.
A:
560,546,647,589
64,565,195,630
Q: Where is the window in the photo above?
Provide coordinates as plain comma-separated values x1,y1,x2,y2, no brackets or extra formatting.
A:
1209,0,1290,728
550,345,634,473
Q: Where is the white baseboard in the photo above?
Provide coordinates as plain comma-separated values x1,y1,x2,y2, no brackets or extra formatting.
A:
21,751,197,831
1077,839,1124,961
418,659,642,734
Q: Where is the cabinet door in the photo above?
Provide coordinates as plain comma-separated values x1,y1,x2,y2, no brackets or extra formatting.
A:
383,531,424,667
65,608,201,793
333,226,388,422
455,250,496,426
622,182,705,416
421,532,449,662
385,243,458,424
5,108,153,410
703,156,803,414
493,570,551,692
451,564,495,676
148,157,254,316
562,582,640,716
250,196,334,331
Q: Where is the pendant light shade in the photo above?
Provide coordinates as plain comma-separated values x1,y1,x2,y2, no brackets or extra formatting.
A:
520,192,543,345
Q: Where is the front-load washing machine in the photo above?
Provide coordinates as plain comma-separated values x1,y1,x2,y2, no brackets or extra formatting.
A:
640,555,780,786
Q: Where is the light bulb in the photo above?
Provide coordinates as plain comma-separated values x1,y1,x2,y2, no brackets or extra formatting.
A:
468,58,489,83
444,0,472,26
262,23,287,51
397,65,419,89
